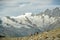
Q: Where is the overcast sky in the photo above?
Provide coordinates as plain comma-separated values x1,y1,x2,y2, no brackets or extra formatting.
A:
0,0,60,16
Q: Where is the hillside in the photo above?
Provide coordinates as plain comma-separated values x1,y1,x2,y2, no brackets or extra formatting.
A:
0,28,60,40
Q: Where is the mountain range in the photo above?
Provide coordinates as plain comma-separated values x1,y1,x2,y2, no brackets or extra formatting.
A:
0,7,60,37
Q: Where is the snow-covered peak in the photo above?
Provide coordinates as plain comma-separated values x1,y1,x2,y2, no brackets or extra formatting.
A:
11,13,32,18
1,13,57,28
25,13,32,16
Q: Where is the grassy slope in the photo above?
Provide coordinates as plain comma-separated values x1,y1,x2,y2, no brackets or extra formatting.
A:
0,28,60,40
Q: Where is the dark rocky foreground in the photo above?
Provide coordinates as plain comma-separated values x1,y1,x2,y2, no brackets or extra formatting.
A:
0,28,60,40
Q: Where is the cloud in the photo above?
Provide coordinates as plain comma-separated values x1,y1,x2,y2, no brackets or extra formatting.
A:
0,0,60,16
19,4,26,7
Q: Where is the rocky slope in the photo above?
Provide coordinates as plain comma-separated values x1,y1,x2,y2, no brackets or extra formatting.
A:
0,28,60,40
